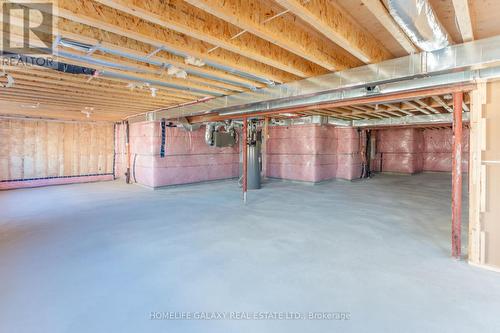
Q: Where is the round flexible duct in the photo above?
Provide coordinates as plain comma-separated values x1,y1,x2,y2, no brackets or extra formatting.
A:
386,0,451,51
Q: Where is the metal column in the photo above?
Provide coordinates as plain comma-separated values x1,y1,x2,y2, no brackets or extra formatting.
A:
125,121,131,184
452,92,463,259
242,117,248,203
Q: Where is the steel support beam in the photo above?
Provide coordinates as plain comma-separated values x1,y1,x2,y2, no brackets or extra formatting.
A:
452,91,463,259
187,84,474,123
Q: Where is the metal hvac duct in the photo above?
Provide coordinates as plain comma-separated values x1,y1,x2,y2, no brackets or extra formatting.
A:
128,35,500,123
386,0,451,51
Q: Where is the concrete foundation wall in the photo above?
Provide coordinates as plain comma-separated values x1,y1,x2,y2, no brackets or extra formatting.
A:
1,118,114,190
115,121,239,188
265,124,361,182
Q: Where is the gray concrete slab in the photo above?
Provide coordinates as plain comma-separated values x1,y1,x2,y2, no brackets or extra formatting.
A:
0,173,498,333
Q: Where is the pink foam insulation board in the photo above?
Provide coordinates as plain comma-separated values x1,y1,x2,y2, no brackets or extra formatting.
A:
115,122,239,188
266,124,361,182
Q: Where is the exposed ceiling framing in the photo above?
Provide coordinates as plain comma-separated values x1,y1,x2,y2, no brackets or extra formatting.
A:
0,0,496,122
273,94,470,121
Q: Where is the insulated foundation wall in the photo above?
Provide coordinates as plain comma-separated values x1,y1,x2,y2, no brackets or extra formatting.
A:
0,118,114,190
115,121,239,188
336,128,362,180
375,128,424,174
422,128,469,172
373,127,469,174
266,124,361,182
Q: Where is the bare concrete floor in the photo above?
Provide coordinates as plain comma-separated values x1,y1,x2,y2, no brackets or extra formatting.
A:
0,173,499,333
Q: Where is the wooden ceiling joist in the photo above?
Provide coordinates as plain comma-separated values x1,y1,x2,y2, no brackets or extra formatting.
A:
94,0,326,78
451,0,475,42
58,23,264,90
382,103,413,116
414,99,440,114
54,0,296,84
403,101,431,115
10,81,175,109
0,89,167,111
3,25,244,97
184,0,362,71
431,96,454,113
9,73,189,105
0,0,482,123
52,48,231,96
5,66,196,102
274,0,393,63
359,0,418,54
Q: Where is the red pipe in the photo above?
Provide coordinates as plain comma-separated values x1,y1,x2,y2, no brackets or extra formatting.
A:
242,117,248,203
452,92,463,259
